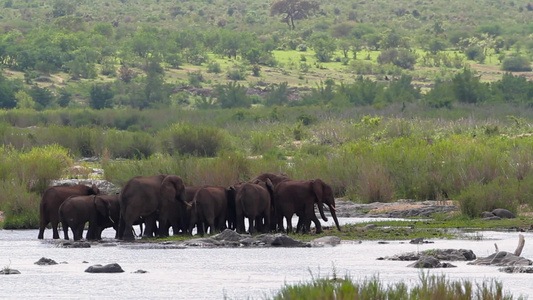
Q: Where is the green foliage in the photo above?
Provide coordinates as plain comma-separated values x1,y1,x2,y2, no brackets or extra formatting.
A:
89,84,114,110
273,273,516,300
215,82,251,109
0,180,40,229
451,68,489,104
265,82,289,106
377,48,418,70
158,123,228,157
501,55,532,72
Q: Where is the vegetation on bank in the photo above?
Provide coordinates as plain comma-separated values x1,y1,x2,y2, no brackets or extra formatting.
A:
271,273,522,300
2,105,533,230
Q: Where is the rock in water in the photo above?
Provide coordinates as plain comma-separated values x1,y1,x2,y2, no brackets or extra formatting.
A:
0,268,21,275
35,257,58,265
311,236,341,247
85,263,124,273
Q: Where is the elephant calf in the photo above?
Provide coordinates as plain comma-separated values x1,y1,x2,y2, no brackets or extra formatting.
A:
58,194,119,241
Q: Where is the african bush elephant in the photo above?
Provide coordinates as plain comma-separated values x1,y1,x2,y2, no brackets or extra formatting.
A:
163,186,202,236
234,180,273,234
38,184,100,239
118,175,186,241
187,186,233,236
59,194,117,241
274,179,341,234
252,172,290,187
93,194,120,239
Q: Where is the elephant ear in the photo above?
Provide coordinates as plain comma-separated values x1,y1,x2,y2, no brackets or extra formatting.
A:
91,184,100,195
312,179,328,222
161,175,186,203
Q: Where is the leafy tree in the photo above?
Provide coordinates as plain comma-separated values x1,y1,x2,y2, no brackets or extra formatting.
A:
89,84,114,110
337,77,383,106
27,86,54,110
52,0,76,18
265,82,289,106
491,73,533,104
57,89,72,108
501,55,532,72
451,68,489,104
0,75,17,109
310,33,336,62
377,48,418,70
270,0,319,30
15,90,35,110
427,38,447,54
215,82,251,109
144,58,169,107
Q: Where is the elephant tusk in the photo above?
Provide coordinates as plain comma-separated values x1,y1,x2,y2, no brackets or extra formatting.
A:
108,216,115,224
329,205,336,211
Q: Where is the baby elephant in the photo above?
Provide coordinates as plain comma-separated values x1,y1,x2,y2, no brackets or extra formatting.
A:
59,194,119,241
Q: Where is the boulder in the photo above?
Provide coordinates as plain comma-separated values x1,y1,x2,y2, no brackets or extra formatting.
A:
85,263,124,273
62,241,91,248
311,236,341,247
499,266,533,273
181,238,223,248
407,256,457,268
410,237,433,244
213,229,250,242
133,270,148,274
35,257,58,265
271,234,310,247
491,208,516,219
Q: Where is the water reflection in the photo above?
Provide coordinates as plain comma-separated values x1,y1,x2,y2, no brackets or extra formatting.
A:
0,223,532,299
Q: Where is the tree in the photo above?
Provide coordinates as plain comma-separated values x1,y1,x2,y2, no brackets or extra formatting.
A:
29,86,54,110
215,82,251,109
89,84,114,110
0,75,17,109
270,0,319,30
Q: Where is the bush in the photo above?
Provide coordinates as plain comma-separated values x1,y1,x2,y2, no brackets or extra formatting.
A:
501,56,532,72
0,181,41,229
457,177,521,218
158,123,228,157
206,61,222,73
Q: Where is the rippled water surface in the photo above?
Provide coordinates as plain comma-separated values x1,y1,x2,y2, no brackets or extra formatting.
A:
1,220,532,299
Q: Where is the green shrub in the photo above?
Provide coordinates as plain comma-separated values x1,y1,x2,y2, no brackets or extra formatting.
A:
158,123,228,157
457,177,520,218
0,180,40,229
103,129,156,159
501,56,532,72
274,273,516,300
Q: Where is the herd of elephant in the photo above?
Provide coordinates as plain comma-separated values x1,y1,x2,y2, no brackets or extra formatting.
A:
37,173,342,241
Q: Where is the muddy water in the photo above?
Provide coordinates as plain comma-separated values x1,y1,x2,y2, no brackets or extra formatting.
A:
0,223,532,299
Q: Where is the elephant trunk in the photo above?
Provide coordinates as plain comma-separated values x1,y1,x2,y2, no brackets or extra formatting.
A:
317,202,328,222
328,204,341,231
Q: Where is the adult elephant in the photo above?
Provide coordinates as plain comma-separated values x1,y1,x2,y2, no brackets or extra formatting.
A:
118,175,186,241
274,179,341,234
252,172,289,187
234,179,273,234
59,194,118,241
163,186,202,236
187,186,232,236
38,184,100,239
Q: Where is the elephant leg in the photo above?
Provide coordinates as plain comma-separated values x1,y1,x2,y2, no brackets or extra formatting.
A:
248,217,256,234
311,214,323,234
52,220,61,239
63,224,70,240
285,216,293,234
143,215,157,238
38,218,48,239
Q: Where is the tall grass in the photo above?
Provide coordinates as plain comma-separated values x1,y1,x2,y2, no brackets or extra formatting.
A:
272,273,520,300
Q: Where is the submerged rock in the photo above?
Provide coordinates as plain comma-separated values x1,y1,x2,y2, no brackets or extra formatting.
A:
379,249,476,261
133,270,148,274
0,268,21,275
85,263,124,273
311,236,341,247
61,241,91,248
469,251,532,266
271,234,310,248
499,266,533,273
213,230,250,242
35,257,58,265
408,256,457,268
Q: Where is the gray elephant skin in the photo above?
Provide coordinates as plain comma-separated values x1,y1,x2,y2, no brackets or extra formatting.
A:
59,194,119,241
118,175,186,240
233,180,273,234
187,186,233,236
38,184,100,239
274,179,341,234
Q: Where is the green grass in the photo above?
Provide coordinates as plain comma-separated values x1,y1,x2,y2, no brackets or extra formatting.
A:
271,272,521,300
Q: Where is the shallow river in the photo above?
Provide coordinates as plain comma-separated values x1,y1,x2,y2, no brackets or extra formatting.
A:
1,218,532,299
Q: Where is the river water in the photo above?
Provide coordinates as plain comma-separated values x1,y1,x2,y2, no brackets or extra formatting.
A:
0,219,532,299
